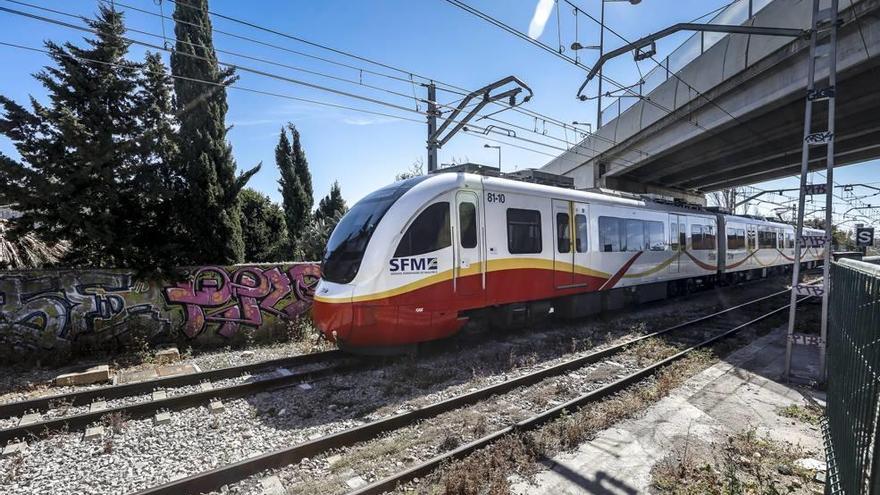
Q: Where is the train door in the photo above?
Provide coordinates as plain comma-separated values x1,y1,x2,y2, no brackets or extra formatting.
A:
454,190,483,297
552,199,574,288
668,214,686,274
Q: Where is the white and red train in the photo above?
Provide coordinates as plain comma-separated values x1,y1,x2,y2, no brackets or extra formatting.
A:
312,172,824,352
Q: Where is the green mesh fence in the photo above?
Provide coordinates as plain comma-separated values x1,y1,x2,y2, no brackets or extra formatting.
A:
826,259,880,494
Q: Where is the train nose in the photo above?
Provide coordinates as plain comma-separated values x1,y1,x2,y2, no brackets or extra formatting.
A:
311,282,354,342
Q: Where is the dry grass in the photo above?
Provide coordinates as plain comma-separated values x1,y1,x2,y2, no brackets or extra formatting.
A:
434,350,715,494
629,337,681,366
777,404,823,427
651,429,816,494
102,411,129,434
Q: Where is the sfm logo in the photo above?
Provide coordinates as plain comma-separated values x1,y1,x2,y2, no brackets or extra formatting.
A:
389,257,438,274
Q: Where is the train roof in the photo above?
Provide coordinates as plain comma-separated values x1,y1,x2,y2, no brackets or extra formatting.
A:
407,172,827,234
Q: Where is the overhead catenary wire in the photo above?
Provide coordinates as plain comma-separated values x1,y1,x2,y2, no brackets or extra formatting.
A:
97,0,646,161
443,0,745,171
1,0,633,165
0,39,588,164
145,0,640,157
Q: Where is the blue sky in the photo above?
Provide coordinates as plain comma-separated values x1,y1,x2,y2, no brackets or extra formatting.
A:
0,0,876,226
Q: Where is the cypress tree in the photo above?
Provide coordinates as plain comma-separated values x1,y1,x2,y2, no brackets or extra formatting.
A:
303,181,348,261
171,0,259,264
0,6,140,267
127,52,187,270
289,123,313,207
276,125,311,255
239,188,288,262
314,181,347,222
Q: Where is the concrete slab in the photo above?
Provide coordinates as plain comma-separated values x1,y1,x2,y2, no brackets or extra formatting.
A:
511,327,823,494
89,401,107,413
19,413,41,426
259,475,285,495
209,400,224,414
199,381,214,392
83,426,104,441
54,364,111,386
152,390,167,401
155,347,180,364
117,368,159,384
276,368,293,378
345,475,368,489
2,442,26,457
154,412,171,425
156,364,197,377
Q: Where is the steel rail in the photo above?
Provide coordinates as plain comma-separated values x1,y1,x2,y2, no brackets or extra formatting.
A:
350,295,811,495
0,358,352,444
0,350,343,419
133,285,806,495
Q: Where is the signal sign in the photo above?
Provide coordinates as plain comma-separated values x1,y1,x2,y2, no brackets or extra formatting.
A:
803,183,827,195
856,227,875,247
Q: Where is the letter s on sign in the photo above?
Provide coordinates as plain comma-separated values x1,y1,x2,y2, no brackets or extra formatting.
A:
389,259,399,272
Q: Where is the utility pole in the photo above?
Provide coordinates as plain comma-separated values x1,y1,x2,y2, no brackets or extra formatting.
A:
426,82,438,173
596,0,605,129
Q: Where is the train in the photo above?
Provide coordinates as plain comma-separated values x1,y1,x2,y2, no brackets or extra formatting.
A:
312,170,824,353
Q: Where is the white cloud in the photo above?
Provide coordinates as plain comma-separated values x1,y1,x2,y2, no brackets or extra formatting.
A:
342,115,398,126
528,0,555,40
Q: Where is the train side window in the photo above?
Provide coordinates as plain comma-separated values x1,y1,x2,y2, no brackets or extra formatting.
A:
625,219,644,252
758,228,776,249
748,226,757,250
786,233,794,248
556,212,571,253
704,225,716,249
599,216,621,252
507,208,542,254
459,202,477,248
692,224,715,250
575,214,588,253
394,202,451,257
727,227,745,250
646,221,666,251
691,225,705,250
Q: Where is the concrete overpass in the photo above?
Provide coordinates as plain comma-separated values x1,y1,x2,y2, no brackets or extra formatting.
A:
542,0,880,203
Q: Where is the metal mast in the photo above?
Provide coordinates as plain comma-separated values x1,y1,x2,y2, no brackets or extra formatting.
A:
785,0,839,383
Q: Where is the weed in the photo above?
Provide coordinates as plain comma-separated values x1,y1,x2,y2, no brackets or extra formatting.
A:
439,434,462,451
103,411,129,434
471,415,488,437
651,428,814,493
777,404,823,426
434,352,716,493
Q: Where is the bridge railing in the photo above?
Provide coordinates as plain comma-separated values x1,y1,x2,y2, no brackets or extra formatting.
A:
825,258,880,493
599,0,771,124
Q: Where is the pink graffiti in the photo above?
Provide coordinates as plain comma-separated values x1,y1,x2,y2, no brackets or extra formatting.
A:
164,264,320,338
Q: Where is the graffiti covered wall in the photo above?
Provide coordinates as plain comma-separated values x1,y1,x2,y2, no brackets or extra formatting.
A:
0,263,320,363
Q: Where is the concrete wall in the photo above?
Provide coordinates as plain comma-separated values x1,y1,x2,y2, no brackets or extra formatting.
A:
0,263,320,364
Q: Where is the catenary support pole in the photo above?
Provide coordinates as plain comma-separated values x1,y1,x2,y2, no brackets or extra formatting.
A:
426,82,438,173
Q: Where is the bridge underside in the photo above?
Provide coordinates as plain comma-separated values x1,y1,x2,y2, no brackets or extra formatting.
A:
609,63,880,193
546,0,880,201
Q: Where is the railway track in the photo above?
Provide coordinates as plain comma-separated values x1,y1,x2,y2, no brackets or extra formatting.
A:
0,350,350,444
132,283,815,495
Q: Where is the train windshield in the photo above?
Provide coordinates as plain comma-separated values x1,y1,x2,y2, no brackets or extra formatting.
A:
322,175,430,284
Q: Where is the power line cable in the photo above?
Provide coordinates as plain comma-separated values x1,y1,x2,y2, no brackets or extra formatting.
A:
115,0,642,158
0,39,582,162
